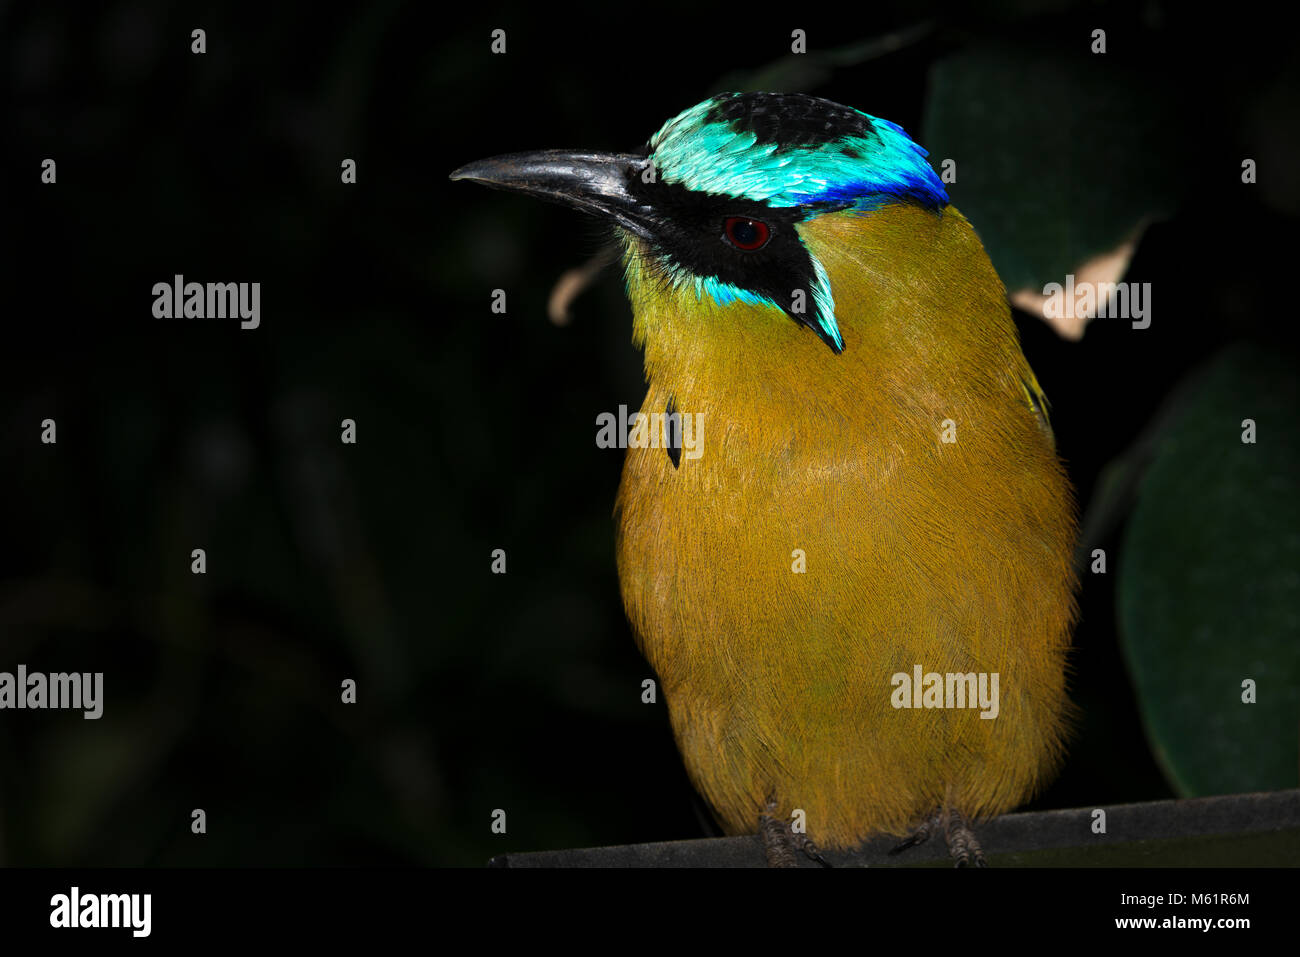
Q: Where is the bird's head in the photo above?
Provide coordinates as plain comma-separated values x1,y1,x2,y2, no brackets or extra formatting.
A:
451,92,950,358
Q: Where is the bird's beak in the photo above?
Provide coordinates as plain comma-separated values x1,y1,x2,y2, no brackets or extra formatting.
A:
450,150,658,240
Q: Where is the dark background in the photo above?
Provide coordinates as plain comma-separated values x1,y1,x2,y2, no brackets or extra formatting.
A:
2,1,1296,866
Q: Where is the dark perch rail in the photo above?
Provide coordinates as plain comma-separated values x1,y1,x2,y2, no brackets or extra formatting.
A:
490,789,1300,867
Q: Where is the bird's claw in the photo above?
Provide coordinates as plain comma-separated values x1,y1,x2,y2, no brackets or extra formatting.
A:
943,808,987,868
890,808,987,866
758,795,832,867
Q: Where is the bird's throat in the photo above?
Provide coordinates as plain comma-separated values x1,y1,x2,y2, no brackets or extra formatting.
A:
621,204,1022,441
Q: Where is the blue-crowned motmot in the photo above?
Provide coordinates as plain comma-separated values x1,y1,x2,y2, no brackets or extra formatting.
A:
452,93,1077,865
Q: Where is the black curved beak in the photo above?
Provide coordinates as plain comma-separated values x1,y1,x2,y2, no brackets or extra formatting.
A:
450,150,658,240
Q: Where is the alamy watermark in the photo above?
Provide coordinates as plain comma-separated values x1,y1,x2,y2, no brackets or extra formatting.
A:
1041,274,1150,329
890,664,999,719
595,404,704,461
152,274,260,329
50,887,150,937
0,665,103,719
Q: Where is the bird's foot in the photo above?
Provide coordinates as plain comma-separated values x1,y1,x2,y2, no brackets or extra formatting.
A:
888,809,942,856
758,795,831,868
792,832,831,868
889,807,987,867
943,808,986,867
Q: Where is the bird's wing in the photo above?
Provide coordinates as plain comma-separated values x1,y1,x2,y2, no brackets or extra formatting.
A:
1019,370,1055,446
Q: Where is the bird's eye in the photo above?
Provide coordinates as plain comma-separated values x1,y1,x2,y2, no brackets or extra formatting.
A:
723,217,771,251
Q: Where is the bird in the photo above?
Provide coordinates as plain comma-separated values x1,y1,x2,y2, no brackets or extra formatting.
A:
451,92,1078,865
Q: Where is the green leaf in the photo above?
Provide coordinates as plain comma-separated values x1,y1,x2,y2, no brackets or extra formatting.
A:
922,44,1186,296
1119,343,1300,796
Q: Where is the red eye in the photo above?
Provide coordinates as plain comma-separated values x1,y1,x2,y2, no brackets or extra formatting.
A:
724,217,771,250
